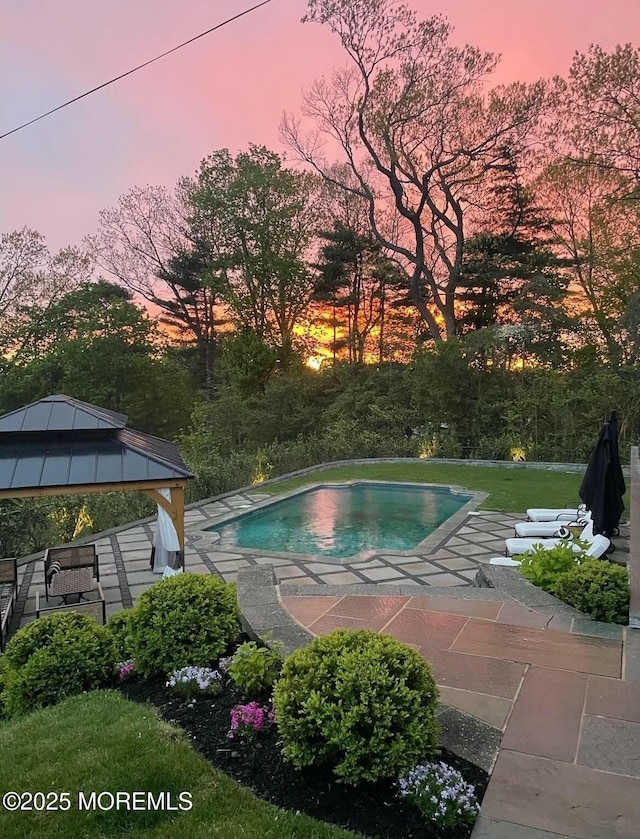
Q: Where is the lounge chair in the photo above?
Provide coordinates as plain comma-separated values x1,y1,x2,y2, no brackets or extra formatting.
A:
506,520,594,555
0,557,18,652
505,525,610,559
489,556,522,567
491,534,610,565
526,504,588,522
514,511,591,538
36,583,106,624
44,544,99,603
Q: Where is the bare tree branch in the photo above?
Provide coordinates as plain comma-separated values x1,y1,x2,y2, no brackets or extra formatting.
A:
283,0,549,340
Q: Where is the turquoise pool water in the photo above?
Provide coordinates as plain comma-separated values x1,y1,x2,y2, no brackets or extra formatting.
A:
210,483,472,558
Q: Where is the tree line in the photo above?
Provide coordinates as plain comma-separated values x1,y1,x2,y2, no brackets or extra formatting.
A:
3,6,639,381
0,0,639,553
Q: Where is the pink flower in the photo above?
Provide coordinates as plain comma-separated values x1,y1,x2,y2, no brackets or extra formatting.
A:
118,660,135,681
227,702,275,739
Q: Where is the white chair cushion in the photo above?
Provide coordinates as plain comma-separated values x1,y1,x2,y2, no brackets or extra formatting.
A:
586,535,610,559
506,521,600,557
489,557,521,566
506,537,567,556
526,506,588,522
515,522,573,538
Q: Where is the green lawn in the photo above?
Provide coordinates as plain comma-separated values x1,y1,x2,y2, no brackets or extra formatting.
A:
0,691,362,839
266,462,592,513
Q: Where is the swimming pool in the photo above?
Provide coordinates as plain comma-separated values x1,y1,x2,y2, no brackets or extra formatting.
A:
206,482,474,559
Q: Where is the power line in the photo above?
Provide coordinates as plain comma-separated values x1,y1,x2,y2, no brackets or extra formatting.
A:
0,0,273,141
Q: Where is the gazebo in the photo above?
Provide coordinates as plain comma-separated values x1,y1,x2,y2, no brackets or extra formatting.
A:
0,395,193,558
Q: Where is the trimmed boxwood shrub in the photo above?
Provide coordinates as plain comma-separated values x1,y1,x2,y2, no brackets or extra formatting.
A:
554,560,630,625
2,612,117,717
128,573,240,678
106,608,137,660
4,610,96,669
273,629,439,785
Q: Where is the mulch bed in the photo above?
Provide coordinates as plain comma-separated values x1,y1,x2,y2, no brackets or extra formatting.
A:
119,671,488,839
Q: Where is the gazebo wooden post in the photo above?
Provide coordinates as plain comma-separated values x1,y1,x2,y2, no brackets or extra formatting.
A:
143,482,187,569
170,485,186,558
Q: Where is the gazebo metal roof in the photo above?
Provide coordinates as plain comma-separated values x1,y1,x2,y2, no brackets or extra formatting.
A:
0,394,127,433
0,395,193,552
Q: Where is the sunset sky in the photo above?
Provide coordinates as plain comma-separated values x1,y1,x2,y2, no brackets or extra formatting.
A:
1,0,638,253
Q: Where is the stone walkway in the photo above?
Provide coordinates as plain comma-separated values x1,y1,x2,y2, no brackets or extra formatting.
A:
271,586,639,839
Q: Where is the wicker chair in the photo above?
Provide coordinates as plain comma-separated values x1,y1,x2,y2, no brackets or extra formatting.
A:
44,545,99,603
36,583,106,625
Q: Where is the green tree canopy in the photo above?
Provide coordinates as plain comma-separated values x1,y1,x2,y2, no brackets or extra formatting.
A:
87,185,221,392
0,228,91,357
1,280,196,438
561,43,640,197
186,145,319,367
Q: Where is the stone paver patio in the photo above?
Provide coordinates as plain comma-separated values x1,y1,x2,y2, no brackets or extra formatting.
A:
6,484,639,839
271,585,639,839
10,490,522,631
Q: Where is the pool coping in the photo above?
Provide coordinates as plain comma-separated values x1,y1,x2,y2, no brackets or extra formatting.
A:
191,480,488,565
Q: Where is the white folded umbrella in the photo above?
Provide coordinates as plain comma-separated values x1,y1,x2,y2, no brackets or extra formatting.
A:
152,488,181,574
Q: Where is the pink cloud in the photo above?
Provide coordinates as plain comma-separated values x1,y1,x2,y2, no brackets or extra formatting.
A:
1,0,638,251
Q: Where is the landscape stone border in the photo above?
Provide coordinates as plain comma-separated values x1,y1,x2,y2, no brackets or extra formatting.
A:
280,581,518,602
236,564,313,656
236,564,502,772
225,455,630,482
476,565,625,640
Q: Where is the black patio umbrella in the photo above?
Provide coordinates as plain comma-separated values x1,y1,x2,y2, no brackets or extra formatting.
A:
579,411,626,536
